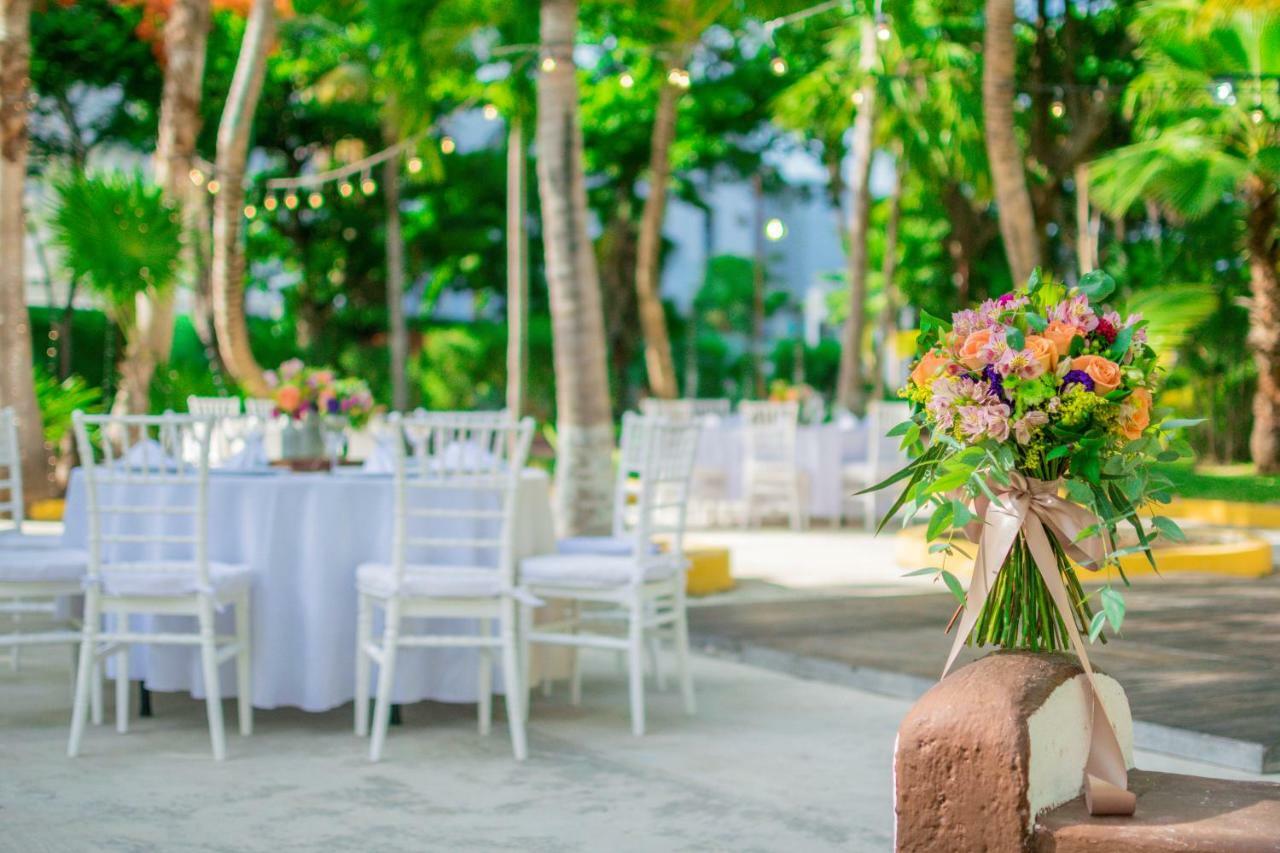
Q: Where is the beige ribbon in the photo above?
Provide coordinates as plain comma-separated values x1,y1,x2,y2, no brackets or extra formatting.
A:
944,472,1137,817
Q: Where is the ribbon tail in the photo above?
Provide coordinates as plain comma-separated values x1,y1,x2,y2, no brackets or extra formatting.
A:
1023,513,1136,817
941,496,1025,679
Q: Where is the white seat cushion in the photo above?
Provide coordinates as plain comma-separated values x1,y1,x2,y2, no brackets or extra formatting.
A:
520,553,681,589
0,548,87,583
356,563,505,599
556,535,661,557
98,562,252,600
0,531,66,550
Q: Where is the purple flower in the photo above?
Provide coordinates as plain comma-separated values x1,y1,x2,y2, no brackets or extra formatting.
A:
1061,370,1094,393
326,397,341,414
982,365,1010,404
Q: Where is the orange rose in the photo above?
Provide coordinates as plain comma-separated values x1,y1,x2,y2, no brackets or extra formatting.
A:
958,329,997,371
1043,321,1083,357
910,351,951,386
1024,335,1058,372
275,385,302,414
1072,355,1123,395
1121,387,1152,440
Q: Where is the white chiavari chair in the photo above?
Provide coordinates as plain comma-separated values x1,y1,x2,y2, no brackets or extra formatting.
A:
243,398,276,422
354,413,535,761
841,401,912,530
739,400,808,530
186,395,244,465
0,406,90,677
520,415,700,736
68,412,253,760
556,413,648,557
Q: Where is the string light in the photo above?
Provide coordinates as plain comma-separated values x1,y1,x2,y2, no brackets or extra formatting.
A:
206,179,220,195
188,168,205,187
360,173,376,195
244,203,257,219
619,70,635,89
263,193,278,212
1214,79,1235,103
874,16,892,42
851,90,864,105
440,136,456,154
1252,108,1265,124
307,191,323,209
1051,100,1066,118
764,218,787,241
284,192,299,210
668,68,691,89
769,52,788,76
407,156,423,174
338,180,354,198
540,55,557,73
482,103,499,120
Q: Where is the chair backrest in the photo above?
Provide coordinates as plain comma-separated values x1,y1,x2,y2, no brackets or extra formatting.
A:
611,412,651,537
630,417,701,571
72,412,213,588
410,408,511,425
739,400,799,467
243,398,277,420
187,395,242,417
867,400,912,473
639,399,730,422
386,412,534,593
0,406,25,531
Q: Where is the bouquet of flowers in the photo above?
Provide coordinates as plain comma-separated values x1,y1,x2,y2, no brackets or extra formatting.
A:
264,359,377,430
871,269,1198,656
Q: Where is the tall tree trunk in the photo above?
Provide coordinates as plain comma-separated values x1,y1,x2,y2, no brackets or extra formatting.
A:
384,126,408,412
599,194,639,411
633,76,682,400
0,0,49,503
1074,162,1095,273
536,0,614,536
835,19,878,415
983,0,1041,286
506,115,529,418
1245,180,1280,474
211,0,273,398
117,0,212,416
873,155,904,400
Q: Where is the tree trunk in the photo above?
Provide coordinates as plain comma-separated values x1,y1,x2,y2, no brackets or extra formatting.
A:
633,77,682,400
1245,180,1280,474
535,0,615,536
599,193,639,411
1074,162,1094,273
384,127,408,412
0,0,50,503
211,0,273,398
873,155,904,400
835,19,878,415
506,115,528,418
983,0,1041,286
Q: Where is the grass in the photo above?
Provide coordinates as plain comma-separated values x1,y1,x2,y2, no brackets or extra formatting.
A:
1157,461,1280,505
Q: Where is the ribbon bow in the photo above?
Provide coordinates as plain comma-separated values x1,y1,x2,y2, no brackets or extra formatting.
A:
945,472,1137,817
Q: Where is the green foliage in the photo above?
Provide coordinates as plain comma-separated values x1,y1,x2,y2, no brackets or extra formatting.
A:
34,372,103,449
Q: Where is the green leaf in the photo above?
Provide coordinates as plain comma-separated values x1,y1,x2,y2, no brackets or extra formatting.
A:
951,499,974,527
1026,313,1048,332
1106,325,1135,360
1027,267,1043,292
1152,515,1186,542
902,567,940,577
920,309,952,335
940,570,967,603
1005,327,1025,351
927,542,953,554
1046,444,1071,461
1155,450,1180,463
923,467,973,497
1088,610,1108,642
1162,418,1206,430
927,502,955,540
1100,587,1125,632
886,420,914,438
1078,269,1116,302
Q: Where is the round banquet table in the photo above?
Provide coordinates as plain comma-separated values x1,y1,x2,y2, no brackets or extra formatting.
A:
60,467,559,712
693,419,868,520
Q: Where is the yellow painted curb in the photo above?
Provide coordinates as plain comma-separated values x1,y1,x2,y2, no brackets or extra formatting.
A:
686,547,734,596
28,499,65,522
896,526,1273,582
1160,498,1280,530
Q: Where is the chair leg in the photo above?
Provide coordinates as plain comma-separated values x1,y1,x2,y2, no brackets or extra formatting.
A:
500,599,528,761
115,646,129,734
354,593,372,736
235,592,253,736
197,598,227,761
627,596,646,737
569,601,583,707
90,657,103,726
519,603,533,721
477,618,492,736
647,633,666,691
67,590,100,758
673,584,697,716
369,600,402,762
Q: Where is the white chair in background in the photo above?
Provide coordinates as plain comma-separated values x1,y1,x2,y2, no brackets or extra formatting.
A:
520,416,700,736
638,400,730,525
355,413,535,761
639,398,730,421
841,401,912,530
556,413,649,557
68,412,253,760
186,395,244,465
186,396,242,418
739,400,808,530
0,407,92,680
243,398,276,422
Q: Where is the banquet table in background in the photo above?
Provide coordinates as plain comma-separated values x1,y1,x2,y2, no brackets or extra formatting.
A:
61,467,560,712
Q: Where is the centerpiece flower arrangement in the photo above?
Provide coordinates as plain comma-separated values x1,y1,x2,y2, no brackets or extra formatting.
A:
868,269,1198,655
265,359,377,430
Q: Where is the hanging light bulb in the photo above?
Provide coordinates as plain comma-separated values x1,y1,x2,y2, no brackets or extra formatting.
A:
361,174,377,195
619,69,635,89
188,168,205,187
540,55,557,73
769,52,788,76
307,191,323,209
206,179,221,195
338,180,354,198
440,136,456,155
851,90,864,106
407,156,423,174
1050,100,1066,118
668,68,691,89
1251,108,1265,124
243,204,257,219
482,103,499,121
263,193,279,212
875,15,892,42
284,192,299,210
764,218,787,241
1213,79,1235,104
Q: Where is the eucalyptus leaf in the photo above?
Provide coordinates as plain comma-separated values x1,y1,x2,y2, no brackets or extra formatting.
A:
940,570,966,603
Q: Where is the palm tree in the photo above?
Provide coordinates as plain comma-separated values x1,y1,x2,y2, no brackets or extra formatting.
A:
536,0,615,535
211,0,275,397
0,0,50,502
1090,2,1280,472
983,0,1041,285
116,0,212,416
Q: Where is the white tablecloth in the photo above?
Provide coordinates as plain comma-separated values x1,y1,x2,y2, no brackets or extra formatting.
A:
694,421,868,519
61,468,556,712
